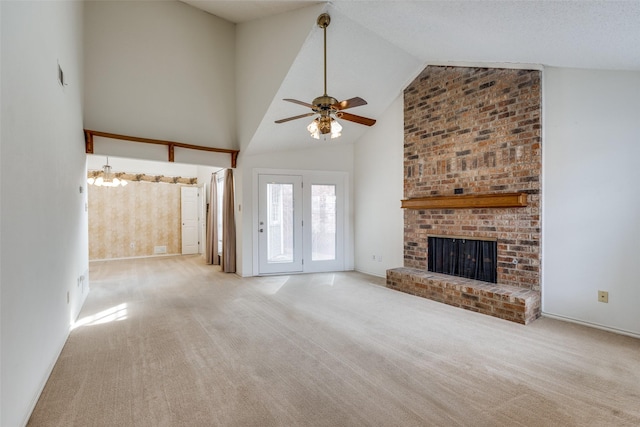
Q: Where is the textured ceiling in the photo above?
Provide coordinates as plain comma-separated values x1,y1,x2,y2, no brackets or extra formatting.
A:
334,1,640,71
179,0,640,153
184,0,640,71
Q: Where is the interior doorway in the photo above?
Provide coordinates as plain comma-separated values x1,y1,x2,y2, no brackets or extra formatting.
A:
86,155,219,261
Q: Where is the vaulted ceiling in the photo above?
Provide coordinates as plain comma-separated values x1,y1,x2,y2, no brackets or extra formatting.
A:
180,1,640,154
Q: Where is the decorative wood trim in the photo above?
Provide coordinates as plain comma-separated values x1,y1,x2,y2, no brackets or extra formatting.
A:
87,170,198,185
84,129,240,168
401,193,528,210
84,130,94,154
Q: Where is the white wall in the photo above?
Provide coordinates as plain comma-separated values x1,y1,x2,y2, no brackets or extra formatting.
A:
87,154,200,177
235,4,325,152
237,144,354,276
83,1,236,150
0,2,88,426
353,95,405,277
543,67,640,337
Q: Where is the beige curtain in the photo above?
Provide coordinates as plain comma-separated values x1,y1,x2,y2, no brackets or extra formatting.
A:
205,172,219,265
221,169,236,273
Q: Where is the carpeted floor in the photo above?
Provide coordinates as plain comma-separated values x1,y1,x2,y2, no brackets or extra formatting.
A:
28,255,640,426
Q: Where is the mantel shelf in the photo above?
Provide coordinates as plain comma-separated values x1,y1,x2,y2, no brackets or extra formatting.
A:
401,193,528,210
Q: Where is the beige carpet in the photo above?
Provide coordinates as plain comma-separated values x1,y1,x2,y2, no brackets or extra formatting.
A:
28,255,640,426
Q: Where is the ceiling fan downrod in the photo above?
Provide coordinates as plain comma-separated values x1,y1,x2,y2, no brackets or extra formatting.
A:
317,13,330,97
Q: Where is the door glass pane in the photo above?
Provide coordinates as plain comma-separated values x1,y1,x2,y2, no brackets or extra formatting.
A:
267,183,294,263
311,185,336,261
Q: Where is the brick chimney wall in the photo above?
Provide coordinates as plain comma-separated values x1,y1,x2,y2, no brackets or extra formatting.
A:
403,66,541,290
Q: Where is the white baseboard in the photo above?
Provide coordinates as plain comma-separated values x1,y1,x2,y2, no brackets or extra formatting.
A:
542,312,640,339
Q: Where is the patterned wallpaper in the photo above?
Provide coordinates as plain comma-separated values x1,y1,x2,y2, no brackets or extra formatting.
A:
88,180,194,260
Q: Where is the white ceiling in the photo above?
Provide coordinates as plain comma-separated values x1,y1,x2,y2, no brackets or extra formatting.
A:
179,0,640,153
181,0,323,23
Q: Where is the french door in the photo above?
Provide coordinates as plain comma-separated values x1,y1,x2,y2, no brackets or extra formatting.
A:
258,174,303,274
257,172,345,275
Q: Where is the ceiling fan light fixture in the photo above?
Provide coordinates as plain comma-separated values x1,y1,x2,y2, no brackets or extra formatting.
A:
330,118,342,139
307,118,320,139
307,115,342,140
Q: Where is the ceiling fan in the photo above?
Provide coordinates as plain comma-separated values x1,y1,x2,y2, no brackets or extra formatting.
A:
275,13,376,139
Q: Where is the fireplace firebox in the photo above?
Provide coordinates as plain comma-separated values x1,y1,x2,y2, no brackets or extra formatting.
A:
427,236,497,283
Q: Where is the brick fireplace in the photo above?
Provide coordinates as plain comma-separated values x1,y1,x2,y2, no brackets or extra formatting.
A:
387,66,542,324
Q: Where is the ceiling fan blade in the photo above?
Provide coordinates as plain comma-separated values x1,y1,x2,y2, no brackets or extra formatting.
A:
336,112,376,126
283,98,314,109
275,112,315,124
335,97,368,110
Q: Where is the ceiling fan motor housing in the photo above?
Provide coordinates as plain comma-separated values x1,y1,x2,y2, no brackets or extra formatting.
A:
312,95,339,113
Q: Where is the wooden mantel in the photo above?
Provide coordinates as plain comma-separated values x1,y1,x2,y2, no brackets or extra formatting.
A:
401,193,528,210
84,129,240,168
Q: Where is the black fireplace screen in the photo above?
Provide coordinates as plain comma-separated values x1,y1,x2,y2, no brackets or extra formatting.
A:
427,236,497,283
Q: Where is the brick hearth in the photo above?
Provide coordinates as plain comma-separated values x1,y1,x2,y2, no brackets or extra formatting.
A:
387,268,541,324
388,65,542,324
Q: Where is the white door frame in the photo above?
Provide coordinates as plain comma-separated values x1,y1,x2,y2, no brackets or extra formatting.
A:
181,186,199,255
252,168,350,275
198,183,206,254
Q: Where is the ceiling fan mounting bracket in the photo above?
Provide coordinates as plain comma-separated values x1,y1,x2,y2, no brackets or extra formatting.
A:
317,13,330,29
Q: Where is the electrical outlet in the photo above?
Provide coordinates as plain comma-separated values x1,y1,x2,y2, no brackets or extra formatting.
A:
598,290,609,303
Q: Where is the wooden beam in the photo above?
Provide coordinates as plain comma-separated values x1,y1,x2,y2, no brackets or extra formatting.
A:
84,130,94,154
401,193,528,210
83,129,240,168
168,144,175,162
